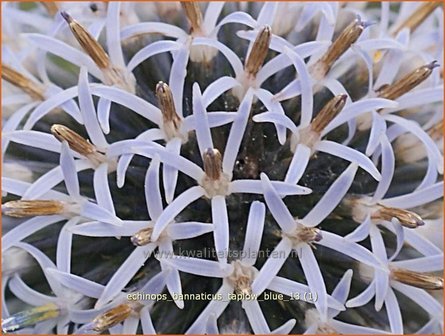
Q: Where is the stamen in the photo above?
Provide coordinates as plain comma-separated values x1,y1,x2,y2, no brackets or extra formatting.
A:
391,268,444,290
51,124,96,156
392,2,441,36
61,11,110,69
156,81,181,139
311,17,367,79
1,64,45,100
2,200,65,218
203,148,222,181
245,26,272,77
377,61,439,100
40,2,59,16
311,94,347,134
285,226,322,246
181,2,203,34
92,304,133,333
228,261,255,296
131,227,153,246
373,205,425,228
1,303,60,333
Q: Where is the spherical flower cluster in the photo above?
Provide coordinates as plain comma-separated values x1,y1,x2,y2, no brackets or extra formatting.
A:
1,1,444,334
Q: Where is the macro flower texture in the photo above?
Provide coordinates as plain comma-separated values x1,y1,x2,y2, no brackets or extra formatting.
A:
1,0,444,334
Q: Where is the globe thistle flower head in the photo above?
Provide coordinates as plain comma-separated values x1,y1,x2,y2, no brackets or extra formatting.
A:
1,1,444,335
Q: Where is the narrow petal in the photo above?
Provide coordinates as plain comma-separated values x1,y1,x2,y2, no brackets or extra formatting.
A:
151,186,205,241
159,241,184,309
193,37,244,77
203,2,225,32
315,141,381,181
345,215,372,242
346,281,375,308
322,98,398,136
78,68,108,148
242,201,266,266
106,3,125,67
230,179,312,196
253,112,298,134
46,268,104,299
145,155,163,220
127,40,179,71
285,144,311,185
299,244,328,321
60,142,80,198
163,138,182,204
169,45,190,118
242,299,270,334
2,216,64,252
385,287,404,334
140,306,156,334
25,33,103,79
211,196,229,264
381,181,443,209
202,76,240,107
56,218,79,273
93,163,115,214
222,90,254,175
317,231,384,269
159,255,232,278
95,244,156,308
69,220,147,237
97,97,112,134
283,47,313,127
121,22,187,40
259,173,295,234
9,275,56,306
268,276,344,311
301,163,358,227
384,114,443,173
330,320,389,334
186,282,233,334
5,130,65,155
331,269,353,305
90,85,161,126
366,112,387,156
192,83,214,154
391,255,443,272
371,136,394,202
251,237,293,295
165,222,211,241
80,201,122,226
122,316,139,334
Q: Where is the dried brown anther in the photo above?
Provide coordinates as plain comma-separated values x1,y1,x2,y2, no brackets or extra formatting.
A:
373,205,425,228
181,2,203,34
92,304,133,333
131,227,154,246
2,64,45,100
392,2,441,36
245,26,272,77
391,268,444,290
51,124,96,156
156,81,181,137
311,94,347,134
2,200,65,218
310,17,368,79
61,11,110,69
203,148,223,181
377,61,439,100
